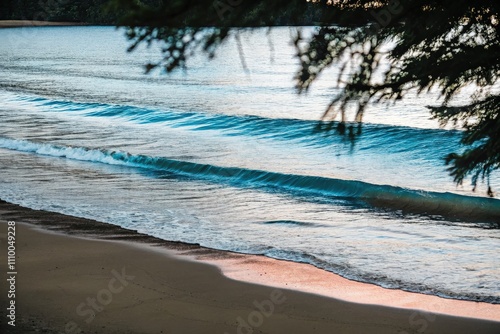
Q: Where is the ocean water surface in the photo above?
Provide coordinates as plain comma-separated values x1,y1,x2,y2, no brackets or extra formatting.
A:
0,27,499,303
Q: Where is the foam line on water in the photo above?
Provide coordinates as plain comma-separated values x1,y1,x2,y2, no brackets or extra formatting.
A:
1,137,498,222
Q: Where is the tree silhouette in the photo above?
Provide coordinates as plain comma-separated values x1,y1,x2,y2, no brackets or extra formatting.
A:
113,0,499,195
1,0,119,23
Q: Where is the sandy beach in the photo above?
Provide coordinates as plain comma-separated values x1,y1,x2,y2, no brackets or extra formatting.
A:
0,20,88,28
0,200,499,334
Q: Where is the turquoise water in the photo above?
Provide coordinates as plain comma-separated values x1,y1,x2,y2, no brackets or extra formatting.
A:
0,27,499,303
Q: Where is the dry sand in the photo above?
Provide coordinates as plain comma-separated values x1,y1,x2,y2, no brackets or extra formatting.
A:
0,200,499,333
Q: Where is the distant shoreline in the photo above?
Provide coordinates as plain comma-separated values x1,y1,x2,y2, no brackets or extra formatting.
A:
0,20,90,28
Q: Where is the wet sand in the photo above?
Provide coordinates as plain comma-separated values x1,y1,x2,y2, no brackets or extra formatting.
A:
0,200,499,333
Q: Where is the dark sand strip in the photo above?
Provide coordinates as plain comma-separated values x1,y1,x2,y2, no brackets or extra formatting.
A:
0,200,499,333
0,20,88,28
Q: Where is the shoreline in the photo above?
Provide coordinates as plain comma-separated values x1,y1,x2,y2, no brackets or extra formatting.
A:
0,20,90,28
1,199,499,333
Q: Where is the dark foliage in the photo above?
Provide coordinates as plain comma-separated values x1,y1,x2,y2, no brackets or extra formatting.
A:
112,0,500,195
0,0,118,24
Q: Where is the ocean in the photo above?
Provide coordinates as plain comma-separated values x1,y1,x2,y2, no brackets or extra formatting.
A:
0,26,499,303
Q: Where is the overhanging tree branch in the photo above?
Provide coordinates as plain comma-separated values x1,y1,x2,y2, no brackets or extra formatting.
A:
111,0,500,196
